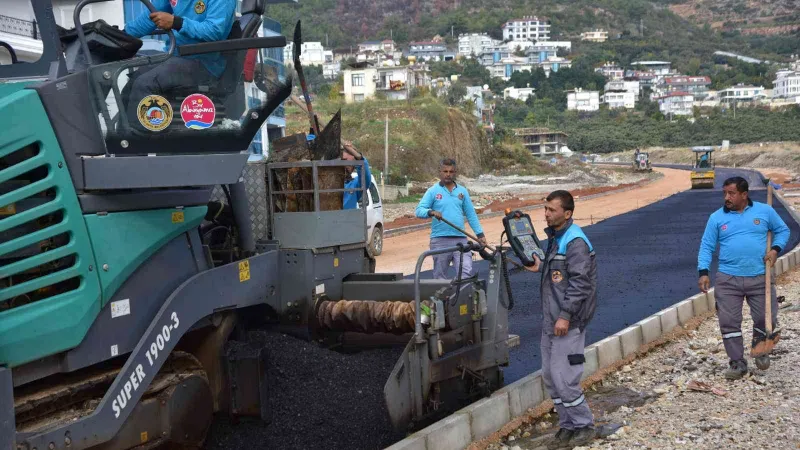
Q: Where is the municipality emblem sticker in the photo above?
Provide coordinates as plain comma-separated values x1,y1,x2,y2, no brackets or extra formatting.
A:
170,0,177,7
721,224,728,231
754,219,761,225
435,193,443,200
180,93,215,129
458,193,464,200
194,0,206,14
137,95,173,132
551,270,563,283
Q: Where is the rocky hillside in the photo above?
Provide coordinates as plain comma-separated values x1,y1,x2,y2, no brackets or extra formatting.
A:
662,0,800,34
284,97,491,181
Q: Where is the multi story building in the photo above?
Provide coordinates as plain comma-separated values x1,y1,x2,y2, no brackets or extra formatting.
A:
601,90,635,109
502,16,550,41
580,30,608,42
539,57,571,77
567,89,600,111
654,76,711,100
408,41,453,61
595,62,624,80
526,42,558,64
342,65,430,103
486,57,534,81
773,70,800,98
656,91,694,116
504,86,536,102
298,42,333,66
719,84,766,104
604,80,640,97
458,33,500,58
514,128,569,156
631,61,673,76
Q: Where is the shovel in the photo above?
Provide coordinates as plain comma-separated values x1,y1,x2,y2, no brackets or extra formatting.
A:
751,181,780,362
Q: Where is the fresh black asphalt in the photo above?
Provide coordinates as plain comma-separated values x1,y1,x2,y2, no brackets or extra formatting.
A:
467,167,800,383
206,167,799,450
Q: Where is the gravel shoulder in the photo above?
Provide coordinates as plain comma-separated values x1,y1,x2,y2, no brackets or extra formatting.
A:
481,265,800,450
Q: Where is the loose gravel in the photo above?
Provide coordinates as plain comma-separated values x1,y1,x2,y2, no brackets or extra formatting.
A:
485,266,800,450
204,331,406,450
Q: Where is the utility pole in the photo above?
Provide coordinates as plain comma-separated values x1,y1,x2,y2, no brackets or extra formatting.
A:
326,33,329,47
451,25,454,38
383,113,389,200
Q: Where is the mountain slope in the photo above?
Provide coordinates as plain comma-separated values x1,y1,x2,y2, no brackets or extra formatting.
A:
267,0,797,64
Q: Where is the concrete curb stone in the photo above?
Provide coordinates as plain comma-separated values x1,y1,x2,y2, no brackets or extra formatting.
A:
676,299,695,326
424,413,472,450
582,346,599,381
594,335,623,368
657,307,680,334
618,325,644,357
464,395,510,441
637,315,663,344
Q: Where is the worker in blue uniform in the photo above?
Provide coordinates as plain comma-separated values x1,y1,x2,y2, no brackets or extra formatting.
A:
698,176,790,379
122,0,237,129
341,141,371,210
415,158,486,279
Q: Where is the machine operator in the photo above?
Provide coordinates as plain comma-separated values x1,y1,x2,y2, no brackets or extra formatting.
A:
525,190,597,447
122,0,237,129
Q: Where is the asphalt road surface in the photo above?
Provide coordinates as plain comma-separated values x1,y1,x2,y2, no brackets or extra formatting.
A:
205,167,799,450
457,167,800,383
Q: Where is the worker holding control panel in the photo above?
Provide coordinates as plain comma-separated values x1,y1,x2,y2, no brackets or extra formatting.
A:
522,190,598,447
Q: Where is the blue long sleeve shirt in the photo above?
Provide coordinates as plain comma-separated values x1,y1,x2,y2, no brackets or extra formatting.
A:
698,199,790,277
415,182,485,239
125,0,236,78
343,157,371,209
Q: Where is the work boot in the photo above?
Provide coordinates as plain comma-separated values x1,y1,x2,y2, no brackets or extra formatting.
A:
568,427,596,446
724,359,748,380
553,428,574,443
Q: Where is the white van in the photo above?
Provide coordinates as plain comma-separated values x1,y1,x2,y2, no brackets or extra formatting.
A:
355,173,384,256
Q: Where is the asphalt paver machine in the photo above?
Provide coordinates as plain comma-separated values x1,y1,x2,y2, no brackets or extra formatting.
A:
0,2,526,448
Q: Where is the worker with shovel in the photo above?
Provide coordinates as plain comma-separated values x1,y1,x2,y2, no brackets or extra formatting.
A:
698,176,790,379
415,158,486,279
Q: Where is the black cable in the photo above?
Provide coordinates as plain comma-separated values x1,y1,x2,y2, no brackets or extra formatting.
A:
499,247,514,310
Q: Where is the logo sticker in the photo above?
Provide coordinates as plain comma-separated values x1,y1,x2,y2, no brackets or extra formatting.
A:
754,219,761,225
194,0,206,14
137,95,173,132
170,0,177,7
180,93,216,129
435,193,443,200
458,193,464,200
721,224,728,231
551,270,563,283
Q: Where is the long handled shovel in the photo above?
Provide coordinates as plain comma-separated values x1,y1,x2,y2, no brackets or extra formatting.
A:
752,181,780,363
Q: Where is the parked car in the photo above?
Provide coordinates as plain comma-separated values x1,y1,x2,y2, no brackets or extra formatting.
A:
356,173,384,256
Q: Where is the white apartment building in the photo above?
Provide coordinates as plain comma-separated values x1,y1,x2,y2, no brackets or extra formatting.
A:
773,70,800,98
601,90,636,109
542,41,572,52
504,86,536,102
487,57,533,81
502,16,550,41
343,66,416,103
540,57,571,77
299,42,333,66
604,80,640,96
580,30,608,42
458,33,500,58
719,84,766,104
631,61,673,76
567,89,600,111
595,62,624,80
656,92,694,116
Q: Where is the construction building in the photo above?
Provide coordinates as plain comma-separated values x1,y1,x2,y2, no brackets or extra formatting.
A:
514,128,569,156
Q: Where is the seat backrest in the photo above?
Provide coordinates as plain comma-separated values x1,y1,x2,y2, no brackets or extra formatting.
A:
239,0,266,38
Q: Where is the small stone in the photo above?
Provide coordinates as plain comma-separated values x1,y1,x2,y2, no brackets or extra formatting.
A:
511,446,522,450
508,435,516,441
522,431,531,438
622,365,632,373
